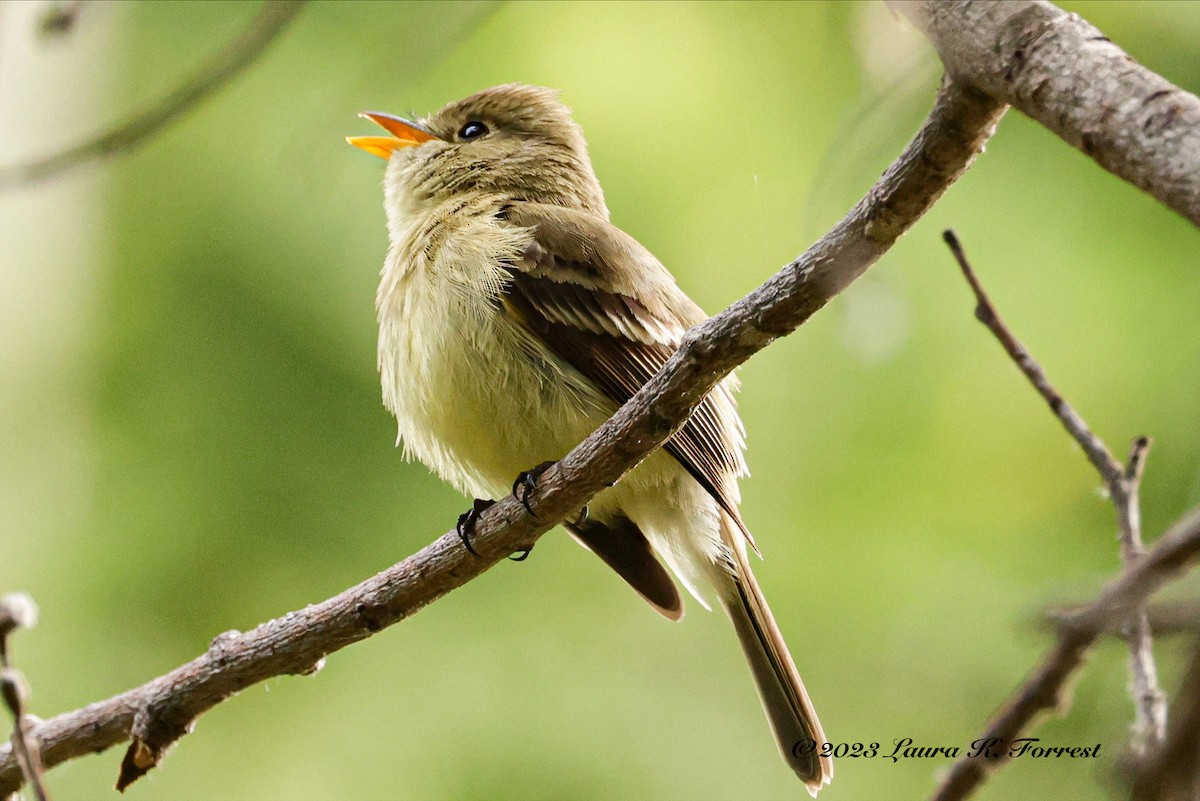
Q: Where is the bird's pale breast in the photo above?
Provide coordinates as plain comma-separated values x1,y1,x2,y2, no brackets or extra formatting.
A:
376,203,612,501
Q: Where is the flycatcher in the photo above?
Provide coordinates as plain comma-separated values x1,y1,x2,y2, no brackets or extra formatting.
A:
348,84,832,794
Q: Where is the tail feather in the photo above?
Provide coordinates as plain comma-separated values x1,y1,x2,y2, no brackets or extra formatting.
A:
567,515,684,621
721,517,833,796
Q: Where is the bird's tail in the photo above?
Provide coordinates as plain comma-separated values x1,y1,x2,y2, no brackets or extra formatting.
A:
720,515,833,796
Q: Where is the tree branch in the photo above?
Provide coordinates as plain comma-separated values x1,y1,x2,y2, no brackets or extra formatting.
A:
0,0,308,189
944,231,1167,751
0,595,47,801
0,79,1007,794
893,0,1200,227
1129,638,1200,801
1044,598,1200,639
931,506,1200,801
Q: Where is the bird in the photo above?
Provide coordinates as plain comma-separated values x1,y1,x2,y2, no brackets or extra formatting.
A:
347,83,832,794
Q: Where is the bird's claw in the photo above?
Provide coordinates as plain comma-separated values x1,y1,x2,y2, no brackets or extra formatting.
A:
456,497,496,557
512,460,556,517
504,460,586,562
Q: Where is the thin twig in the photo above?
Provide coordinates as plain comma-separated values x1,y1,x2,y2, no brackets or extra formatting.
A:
1044,598,1200,638
943,231,1124,485
0,596,48,801
1128,638,1200,801
932,234,1174,800
1117,437,1167,752
0,1,308,189
0,80,1007,795
944,231,1167,751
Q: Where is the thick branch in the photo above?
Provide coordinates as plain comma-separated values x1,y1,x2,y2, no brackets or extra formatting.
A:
893,0,1200,227
932,506,1200,801
0,1,308,189
0,80,1006,794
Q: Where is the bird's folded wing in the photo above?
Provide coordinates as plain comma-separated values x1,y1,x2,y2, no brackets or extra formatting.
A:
498,201,751,543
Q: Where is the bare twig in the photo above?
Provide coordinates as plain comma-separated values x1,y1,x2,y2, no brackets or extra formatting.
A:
0,1,308,189
0,595,48,801
0,79,1007,795
894,0,1200,227
1119,441,1167,754
942,231,1124,485
1129,638,1200,801
944,231,1167,754
932,506,1200,801
1045,598,1200,638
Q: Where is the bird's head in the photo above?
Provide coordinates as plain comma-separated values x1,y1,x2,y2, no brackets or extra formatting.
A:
348,83,608,219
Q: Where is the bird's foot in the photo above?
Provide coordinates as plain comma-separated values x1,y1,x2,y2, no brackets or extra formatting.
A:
506,461,589,560
512,460,556,517
456,497,496,557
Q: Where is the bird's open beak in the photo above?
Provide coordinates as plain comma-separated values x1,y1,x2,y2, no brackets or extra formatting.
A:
346,111,440,160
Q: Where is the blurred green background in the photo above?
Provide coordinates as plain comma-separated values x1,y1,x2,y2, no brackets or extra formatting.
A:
2,1,1198,799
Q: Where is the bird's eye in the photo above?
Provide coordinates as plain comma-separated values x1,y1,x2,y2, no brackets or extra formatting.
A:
458,121,489,141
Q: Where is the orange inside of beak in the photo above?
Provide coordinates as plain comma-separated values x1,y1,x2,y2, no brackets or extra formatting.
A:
346,112,439,159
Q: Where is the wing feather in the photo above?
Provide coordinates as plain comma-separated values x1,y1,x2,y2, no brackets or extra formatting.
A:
498,202,753,543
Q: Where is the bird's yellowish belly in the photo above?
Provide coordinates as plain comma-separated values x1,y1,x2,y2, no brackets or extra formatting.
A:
378,226,610,500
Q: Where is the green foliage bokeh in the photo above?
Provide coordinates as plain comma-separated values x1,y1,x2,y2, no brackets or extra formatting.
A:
2,2,1198,800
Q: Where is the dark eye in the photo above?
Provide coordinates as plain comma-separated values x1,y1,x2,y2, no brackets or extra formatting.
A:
458,121,489,140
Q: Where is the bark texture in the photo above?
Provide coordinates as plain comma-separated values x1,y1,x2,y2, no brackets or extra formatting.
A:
894,0,1200,226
